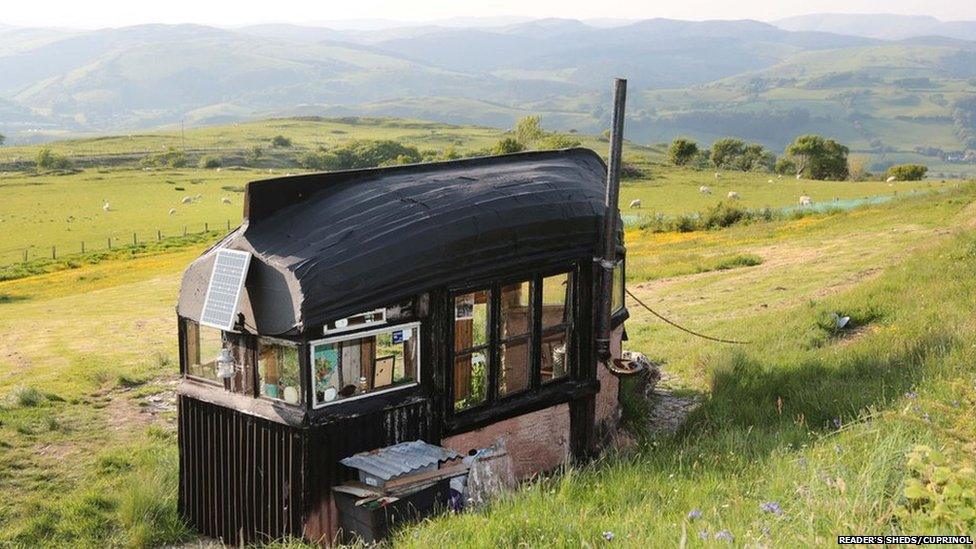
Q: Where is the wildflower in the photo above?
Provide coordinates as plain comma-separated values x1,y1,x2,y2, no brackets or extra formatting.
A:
904,391,918,399
760,501,783,515
832,418,842,429
687,509,702,520
698,530,709,540
602,531,614,541
715,530,734,542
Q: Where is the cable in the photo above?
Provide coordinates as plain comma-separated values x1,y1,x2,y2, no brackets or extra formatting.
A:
625,288,751,345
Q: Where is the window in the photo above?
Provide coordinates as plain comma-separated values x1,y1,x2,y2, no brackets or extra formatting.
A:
541,273,573,382
183,320,226,383
451,268,575,413
257,338,301,404
611,258,625,314
454,291,489,410
499,281,532,396
310,322,420,407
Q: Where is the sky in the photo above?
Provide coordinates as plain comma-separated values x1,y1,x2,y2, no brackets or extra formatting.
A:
1,0,973,29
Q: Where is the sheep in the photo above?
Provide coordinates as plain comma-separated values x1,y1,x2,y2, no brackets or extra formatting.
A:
195,194,202,200
168,208,177,215
699,185,712,194
221,197,232,205
714,172,721,179
777,174,783,179
796,173,803,180
181,196,192,204
886,175,897,183
798,195,813,206
628,199,642,209
768,179,774,183
102,201,111,212
727,191,740,200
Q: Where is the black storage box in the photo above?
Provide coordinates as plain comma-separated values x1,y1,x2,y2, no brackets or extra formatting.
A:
333,479,451,544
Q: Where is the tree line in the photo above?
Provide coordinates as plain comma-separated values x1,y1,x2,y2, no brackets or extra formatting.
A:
667,135,927,181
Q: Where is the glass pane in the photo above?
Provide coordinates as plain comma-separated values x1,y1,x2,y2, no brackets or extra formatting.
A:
312,325,419,406
186,322,224,382
541,329,570,382
500,281,531,339
612,261,625,313
454,351,488,411
542,272,572,328
258,340,301,404
454,290,489,352
499,339,531,396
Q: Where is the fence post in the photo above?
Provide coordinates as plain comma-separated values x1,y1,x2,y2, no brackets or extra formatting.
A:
157,229,162,241
183,226,187,236
81,241,85,253
205,222,209,232
23,249,28,262
227,219,231,230
52,246,56,259
133,232,137,246
108,237,112,249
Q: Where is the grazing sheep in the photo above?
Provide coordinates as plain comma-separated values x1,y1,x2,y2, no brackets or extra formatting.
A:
181,196,192,204
714,172,721,179
796,173,802,180
195,194,202,200
221,197,232,205
727,191,740,200
886,175,897,183
798,195,813,206
168,208,177,215
102,201,111,212
777,174,783,179
216,167,221,172
629,199,642,209
699,185,712,194
768,179,774,183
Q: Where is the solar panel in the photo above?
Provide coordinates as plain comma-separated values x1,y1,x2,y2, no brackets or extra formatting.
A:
200,249,252,331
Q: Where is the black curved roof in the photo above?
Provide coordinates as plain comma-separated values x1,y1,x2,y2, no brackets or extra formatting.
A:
177,148,616,335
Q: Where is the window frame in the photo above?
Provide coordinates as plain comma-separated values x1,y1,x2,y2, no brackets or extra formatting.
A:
308,321,422,409
255,335,303,405
448,263,577,417
452,289,492,412
180,317,226,387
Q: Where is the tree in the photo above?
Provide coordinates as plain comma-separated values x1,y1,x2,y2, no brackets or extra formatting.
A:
296,140,422,171
668,138,698,166
141,147,186,168
492,137,525,155
246,145,263,165
271,135,292,148
199,155,222,169
535,134,581,150
35,148,73,170
847,154,870,181
711,138,746,169
784,135,849,180
711,138,775,171
513,115,545,144
0,133,5,146
887,164,928,181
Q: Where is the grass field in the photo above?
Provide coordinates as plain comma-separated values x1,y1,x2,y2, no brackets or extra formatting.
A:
1,119,975,547
0,116,962,266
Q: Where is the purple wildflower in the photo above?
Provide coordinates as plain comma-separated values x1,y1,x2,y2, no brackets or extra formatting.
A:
687,509,702,520
602,531,614,541
698,530,709,540
904,391,918,399
715,530,734,542
760,501,783,515
832,418,842,429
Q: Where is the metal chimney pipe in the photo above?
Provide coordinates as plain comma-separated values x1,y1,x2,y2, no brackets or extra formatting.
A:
595,78,627,363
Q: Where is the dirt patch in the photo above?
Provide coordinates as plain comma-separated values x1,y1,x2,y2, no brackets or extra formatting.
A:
104,377,178,433
645,372,701,435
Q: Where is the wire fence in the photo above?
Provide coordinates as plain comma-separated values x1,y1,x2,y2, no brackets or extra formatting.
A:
0,219,237,267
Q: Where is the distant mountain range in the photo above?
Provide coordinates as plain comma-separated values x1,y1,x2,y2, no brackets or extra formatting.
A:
0,14,974,174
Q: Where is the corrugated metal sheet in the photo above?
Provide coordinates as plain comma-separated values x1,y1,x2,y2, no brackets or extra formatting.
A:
339,440,458,480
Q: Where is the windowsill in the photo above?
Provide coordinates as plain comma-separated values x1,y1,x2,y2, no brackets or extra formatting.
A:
177,379,306,427
445,377,599,435
311,381,418,410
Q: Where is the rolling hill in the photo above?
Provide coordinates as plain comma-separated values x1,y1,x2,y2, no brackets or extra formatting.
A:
0,16,973,174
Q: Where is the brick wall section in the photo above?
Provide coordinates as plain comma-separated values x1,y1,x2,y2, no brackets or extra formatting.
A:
595,325,623,429
441,403,571,479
